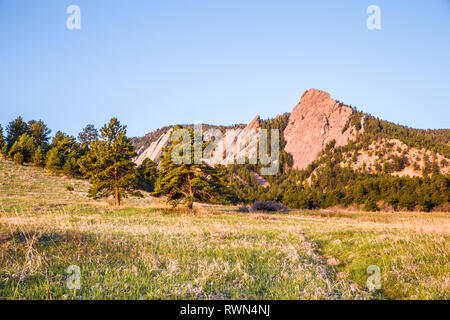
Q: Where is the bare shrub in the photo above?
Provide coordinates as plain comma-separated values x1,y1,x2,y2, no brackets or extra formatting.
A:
250,201,288,213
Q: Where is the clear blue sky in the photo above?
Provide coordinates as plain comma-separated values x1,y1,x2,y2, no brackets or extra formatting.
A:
1,0,449,137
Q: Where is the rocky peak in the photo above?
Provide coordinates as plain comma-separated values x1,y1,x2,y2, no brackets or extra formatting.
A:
284,89,356,170
247,116,260,130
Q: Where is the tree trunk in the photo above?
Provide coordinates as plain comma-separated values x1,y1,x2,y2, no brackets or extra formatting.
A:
115,188,120,206
186,201,193,211
114,166,120,206
186,173,194,212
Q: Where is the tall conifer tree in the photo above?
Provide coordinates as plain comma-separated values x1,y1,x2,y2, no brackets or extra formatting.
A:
6,117,29,149
153,127,230,209
79,118,141,206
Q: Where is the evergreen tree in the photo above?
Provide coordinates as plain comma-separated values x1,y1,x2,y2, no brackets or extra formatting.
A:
62,151,80,177
49,131,81,175
51,131,79,158
138,158,159,192
6,117,29,149
79,118,141,206
45,147,62,171
153,127,230,209
32,148,45,167
363,196,380,212
28,120,51,147
8,134,37,163
78,124,98,152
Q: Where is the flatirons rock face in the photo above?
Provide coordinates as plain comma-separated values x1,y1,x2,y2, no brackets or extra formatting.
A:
284,89,357,170
134,89,359,174
204,116,261,166
133,116,262,167
134,129,173,166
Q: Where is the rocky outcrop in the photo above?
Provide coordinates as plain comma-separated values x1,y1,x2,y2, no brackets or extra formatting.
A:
134,89,358,172
284,89,357,170
134,117,262,167
134,129,173,166
252,172,270,187
204,116,261,166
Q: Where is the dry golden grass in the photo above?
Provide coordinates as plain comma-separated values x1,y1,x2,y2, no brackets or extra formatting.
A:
0,160,448,300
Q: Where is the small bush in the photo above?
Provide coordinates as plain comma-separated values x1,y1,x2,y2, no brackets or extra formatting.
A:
66,185,74,192
250,201,288,212
13,153,24,165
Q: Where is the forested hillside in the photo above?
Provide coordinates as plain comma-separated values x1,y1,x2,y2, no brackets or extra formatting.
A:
222,107,450,212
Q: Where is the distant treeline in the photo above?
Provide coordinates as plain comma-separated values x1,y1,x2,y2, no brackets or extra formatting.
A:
0,117,96,176
0,117,231,208
0,117,155,206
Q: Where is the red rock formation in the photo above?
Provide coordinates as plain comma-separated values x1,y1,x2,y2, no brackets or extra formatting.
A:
134,117,262,167
206,116,260,165
136,89,361,173
284,89,356,170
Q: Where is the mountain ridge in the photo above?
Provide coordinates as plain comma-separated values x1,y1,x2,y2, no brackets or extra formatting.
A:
132,88,450,178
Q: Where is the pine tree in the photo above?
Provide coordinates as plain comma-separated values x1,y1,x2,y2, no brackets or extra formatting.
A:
48,131,81,175
32,148,45,167
1,144,7,159
8,134,37,163
153,127,230,209
6,117,29,149
0,125,5,159
79,118,141,206
51,131,79,160
78,124,98,152
28,120,51,147
45,147,62,171
363,196,380,212
62,151,80,177
138,158,159,192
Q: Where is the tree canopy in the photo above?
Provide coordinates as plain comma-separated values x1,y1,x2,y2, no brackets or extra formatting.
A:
153,127,230,209
6,117,29,149
79,118,141,206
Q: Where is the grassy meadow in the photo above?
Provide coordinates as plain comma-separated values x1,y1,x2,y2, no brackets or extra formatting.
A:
0,160,448,300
